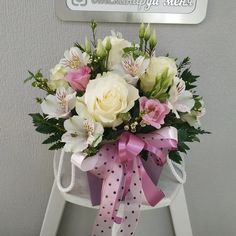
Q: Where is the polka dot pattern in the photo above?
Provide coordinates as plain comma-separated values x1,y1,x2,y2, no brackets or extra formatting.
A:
88,131,176,236
91,144,125,236
116,157,142,236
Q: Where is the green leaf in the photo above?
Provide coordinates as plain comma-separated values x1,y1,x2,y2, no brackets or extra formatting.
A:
49,142,65,150
42,133,62,144
36,125,56,134
29,113,66,150
178,57,191,73
181,69,199,90
169,151,182,164
74,42,85,52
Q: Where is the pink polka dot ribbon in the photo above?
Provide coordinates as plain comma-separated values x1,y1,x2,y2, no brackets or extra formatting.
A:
71,127,178,236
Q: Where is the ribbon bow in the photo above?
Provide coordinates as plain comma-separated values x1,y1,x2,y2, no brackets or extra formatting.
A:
72,127,177,236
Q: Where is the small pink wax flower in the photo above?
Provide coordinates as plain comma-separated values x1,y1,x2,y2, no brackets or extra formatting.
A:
139,96,170,129
65,66,91,91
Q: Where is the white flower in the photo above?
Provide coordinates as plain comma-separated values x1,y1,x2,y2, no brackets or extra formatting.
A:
75,96,92,120
84,72,139,128
111,30,123,39
112,55,150,86
102,36,131,70
141,56,178,92
181,100,206,128
47,64,68,91
168,77,195,118
41,87,76,119
59,47,90,71
61,116,104,153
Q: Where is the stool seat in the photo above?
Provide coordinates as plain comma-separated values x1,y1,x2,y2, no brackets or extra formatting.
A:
61,163,182,210
40,151,193,236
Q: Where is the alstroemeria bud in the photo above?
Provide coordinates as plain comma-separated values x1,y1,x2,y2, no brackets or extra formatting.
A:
139,23,145,39
144,24,151,41
105,37,112,51
149,30,157,49
85,37,91,53
96,39,106,58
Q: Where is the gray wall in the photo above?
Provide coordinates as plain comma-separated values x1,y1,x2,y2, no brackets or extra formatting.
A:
1,1,236,236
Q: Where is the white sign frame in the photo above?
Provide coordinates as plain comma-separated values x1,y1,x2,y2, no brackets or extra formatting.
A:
55,0,208,24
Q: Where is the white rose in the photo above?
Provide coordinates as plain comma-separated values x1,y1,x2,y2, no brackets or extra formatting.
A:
47,64,68,90
102,36,131,70
140,56,178,92
84,72,139,127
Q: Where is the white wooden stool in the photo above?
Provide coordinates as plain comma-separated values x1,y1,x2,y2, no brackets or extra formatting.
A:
40,151,193,236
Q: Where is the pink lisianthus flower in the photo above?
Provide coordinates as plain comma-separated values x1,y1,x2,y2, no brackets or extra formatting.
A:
65,66,91,91
139,97,170,129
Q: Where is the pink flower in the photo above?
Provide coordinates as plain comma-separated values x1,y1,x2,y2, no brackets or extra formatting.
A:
65,66,91,91
139,97,170,129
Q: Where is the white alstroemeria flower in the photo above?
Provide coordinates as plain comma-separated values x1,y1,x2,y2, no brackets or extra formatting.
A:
181,108,206,128
59,47,90,71
181,99,206,128
112,55,150,86
61,116,104,153
41,87,76,119
168,77,195,118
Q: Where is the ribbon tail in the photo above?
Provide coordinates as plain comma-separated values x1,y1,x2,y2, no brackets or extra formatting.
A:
91,163,123,236
138,157,165,207
117,158,142,236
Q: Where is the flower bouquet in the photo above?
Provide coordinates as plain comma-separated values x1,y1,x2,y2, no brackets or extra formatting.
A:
25,22,208,236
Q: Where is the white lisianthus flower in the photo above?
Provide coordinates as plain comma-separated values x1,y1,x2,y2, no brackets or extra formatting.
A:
112,55,150,86
102,36,131,70
84,72,139,128
59,47,90,71
140,56,178,92
168,77,195,118
41,87,76,119
47,64,68,91
61,116,104,153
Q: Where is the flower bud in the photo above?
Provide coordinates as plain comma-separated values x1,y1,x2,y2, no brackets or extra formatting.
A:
90,20,97,30
139,23,145,39
149,30,157,49
105,37,112,51
85,37,91,53
144,24,151,41
96,39,106,58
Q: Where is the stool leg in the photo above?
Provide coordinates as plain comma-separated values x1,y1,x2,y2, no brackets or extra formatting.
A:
169,186,193,236
40,181,66,236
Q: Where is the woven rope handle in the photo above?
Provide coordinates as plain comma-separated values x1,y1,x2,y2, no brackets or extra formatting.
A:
53,150,76,193
53,149,186,194
167,156,186,184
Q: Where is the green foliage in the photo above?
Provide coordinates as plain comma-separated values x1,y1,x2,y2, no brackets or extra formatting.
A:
84,146,99,157
181,69,199,90
177,57,191,73
123,46,147,59
177,57,200,90
103,127,123,142
74,42,85,52
169,122,210,163
29,113,66,150
24,70,54,94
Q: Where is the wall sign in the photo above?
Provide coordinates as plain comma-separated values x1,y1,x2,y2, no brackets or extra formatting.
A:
55,0,208,24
